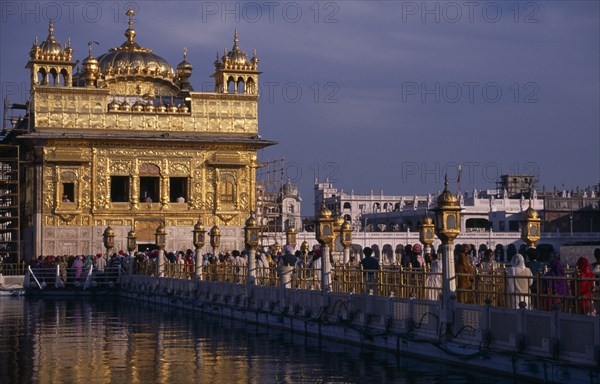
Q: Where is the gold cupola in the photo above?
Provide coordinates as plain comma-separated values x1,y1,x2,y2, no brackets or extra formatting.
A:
93,8,179,96
212,30,260,95
39,21,63,57
27,20,75,87
175,48,193,91
81,41,99,87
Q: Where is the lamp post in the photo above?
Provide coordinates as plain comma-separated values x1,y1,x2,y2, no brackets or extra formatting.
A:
521,199,541,249
193,220,206,279
127,229,137,276
433,176,461,296
244,212,260,287
210,225,221,257
315,201,335,293
339,219,352,264
285,227,297,249
155,224,166,277
419,215,435,257
102,226,115,261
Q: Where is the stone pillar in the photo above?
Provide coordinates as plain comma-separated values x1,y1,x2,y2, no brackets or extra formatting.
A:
195,248,202,280
322,245,332,293
157,250,165,278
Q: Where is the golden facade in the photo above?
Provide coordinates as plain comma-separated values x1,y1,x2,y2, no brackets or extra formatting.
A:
15,10,274,258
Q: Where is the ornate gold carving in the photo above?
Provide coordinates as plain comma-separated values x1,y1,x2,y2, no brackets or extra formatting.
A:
135,220,163,242
110,161,131,174
32,87,259,134
170,162,190,175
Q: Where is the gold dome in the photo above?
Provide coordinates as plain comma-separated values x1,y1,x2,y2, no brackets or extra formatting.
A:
227,30,249,66
39,21,63,56
215,30,257,71
525,200,538,219
317,201,332,219
93,9,178,95
437,175,457,207
423,216,433,225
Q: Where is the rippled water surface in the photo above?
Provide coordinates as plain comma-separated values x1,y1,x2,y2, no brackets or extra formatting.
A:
0,296,517,383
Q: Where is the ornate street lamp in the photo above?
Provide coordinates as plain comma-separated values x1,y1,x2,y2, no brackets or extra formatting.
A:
339,219,352,264
155,224,166,250
285,227,297,248
245,212,260,250
193,220,206,279
126,228,137,276
127,229,137,253
315,201,334,293
103,226,114,260
419,215,435,255
210,225,221,255
432,175,461,295
521,199,541,248
244,212,260,287
433,177,461,245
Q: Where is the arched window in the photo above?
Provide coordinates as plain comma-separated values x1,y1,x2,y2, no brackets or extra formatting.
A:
237,77,245,94
246,77,255,94
60,68,69,86
49,68,58,86
37,68,47,85
343,202,351,209
227,76,236,93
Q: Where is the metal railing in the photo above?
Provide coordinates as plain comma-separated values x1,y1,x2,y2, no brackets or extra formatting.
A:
0,262,26,276
131,260,599,315
25,265,123,289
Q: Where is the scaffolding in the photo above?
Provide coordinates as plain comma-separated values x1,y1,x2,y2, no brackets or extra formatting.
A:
256,158,285,249
0,145,20,263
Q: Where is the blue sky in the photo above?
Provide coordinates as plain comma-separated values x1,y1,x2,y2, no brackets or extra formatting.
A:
1,1,598,213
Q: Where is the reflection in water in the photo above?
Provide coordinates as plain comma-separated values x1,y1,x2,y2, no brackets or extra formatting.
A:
0,297,513,383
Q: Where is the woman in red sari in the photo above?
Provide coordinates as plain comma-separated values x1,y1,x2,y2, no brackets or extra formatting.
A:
575,257,595,315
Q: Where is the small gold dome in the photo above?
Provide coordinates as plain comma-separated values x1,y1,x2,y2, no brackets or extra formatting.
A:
317,201,332,219
210,225,221,236
128,229,136,237
103,226,114,237
227,30,250,66
245,212,257,227
194,221,204,231
39,21,63,56
423,216,433,225
341,220,351,231
437,175,457,207
525,205,538,219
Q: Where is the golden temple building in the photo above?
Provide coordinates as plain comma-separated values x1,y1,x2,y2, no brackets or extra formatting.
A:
3,10,275,259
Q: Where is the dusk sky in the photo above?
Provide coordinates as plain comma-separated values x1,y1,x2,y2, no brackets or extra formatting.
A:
1,1,598,213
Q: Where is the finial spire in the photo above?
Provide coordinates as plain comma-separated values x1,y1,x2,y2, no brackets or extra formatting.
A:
124,8,136,45
48,20,54,36
444,174,449,190
233,29,239,49
183,47,187,60
127,8,135,29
